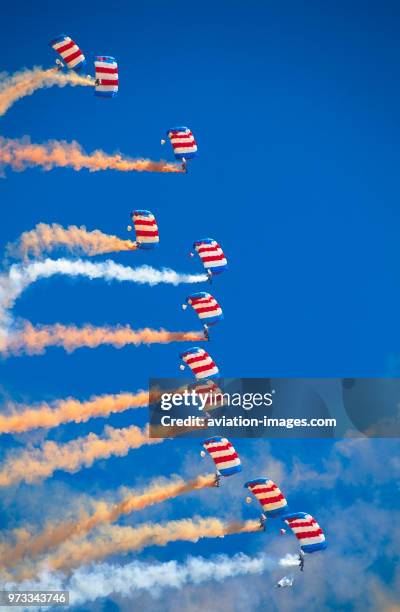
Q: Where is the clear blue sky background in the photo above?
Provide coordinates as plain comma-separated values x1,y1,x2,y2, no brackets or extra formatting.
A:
0,1,399,611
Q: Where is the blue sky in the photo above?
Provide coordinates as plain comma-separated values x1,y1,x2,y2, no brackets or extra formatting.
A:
0,1,399,610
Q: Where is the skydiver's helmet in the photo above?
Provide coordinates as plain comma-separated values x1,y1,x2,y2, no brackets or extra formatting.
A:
245,496,252,504
182,303,188,310
280,528,287,536
160,139,166,145
200,450,206,458
179,364,185,371
189,252,195,258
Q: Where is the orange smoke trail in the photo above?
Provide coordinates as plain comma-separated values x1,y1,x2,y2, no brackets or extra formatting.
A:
0,136,183,174
1,474,215,568
46,517,261,573
0,424,161,487
7,223,137,261
1,322,205,356
0,391,151,434
0,68,93,116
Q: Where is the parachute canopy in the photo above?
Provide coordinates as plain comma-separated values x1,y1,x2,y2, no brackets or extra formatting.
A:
131,210,159,249
166,127,198,160
244,478,288,517
191,379,225,412
94,56,119,97
202,436,242,476
50,35,86,71
180,347,219,380
191,239,228,275
282,512,326,553
184,292,223,325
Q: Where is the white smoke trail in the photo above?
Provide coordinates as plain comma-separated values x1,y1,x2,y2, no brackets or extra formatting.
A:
3,553,277,607
0,258,207,331
279,553,301,568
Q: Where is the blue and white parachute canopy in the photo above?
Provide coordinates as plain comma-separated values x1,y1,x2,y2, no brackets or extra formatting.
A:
182,292,223,326
202,436,242,476
190,239,228,275
49,34,86,72
129,210,159,249
162,126,198,160
281,512,327,553
244,478,288,517
94,56,119,97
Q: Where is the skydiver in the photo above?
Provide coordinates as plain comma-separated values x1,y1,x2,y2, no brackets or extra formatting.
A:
54,59,64,71
203,324,209,341
207,269,213,284
298,551,305,571
181,157,187,173
259,513,267,531
214,473,221,487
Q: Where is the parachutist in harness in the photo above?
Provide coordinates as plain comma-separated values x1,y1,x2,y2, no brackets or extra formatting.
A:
207,269,213,284
298,551,305,571
259,513,267,531
214,473,221,487
203,325,209,341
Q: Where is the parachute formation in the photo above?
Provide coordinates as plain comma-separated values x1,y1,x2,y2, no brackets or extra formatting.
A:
190,239,228,283
179,347,219,380
127,210,159,249
49,34,118,98
0,32,331,590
